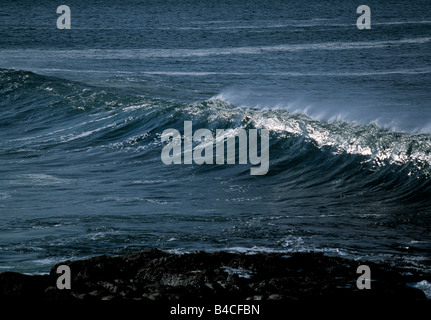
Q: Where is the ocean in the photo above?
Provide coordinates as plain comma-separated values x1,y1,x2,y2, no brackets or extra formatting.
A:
1,0,431,275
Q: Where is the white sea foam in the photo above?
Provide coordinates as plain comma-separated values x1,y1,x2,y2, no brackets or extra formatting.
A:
60,123,115,142
221,266,254,279
11,174,74,186
123,103,150,111
33,257,60,266
0,192,11,200
2,37,429,60
413,280,431,299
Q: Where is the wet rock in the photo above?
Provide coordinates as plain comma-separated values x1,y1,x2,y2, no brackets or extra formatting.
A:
0,249,429,303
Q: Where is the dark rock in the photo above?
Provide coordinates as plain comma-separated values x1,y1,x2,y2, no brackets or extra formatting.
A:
0,249,429,304
0,272,50,299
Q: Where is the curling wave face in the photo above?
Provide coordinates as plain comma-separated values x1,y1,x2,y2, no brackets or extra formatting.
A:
2,68,430,202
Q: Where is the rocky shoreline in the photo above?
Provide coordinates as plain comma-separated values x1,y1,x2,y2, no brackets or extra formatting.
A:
1,249,430,304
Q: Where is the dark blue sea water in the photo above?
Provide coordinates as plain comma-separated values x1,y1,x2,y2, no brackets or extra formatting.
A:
1,0,431,274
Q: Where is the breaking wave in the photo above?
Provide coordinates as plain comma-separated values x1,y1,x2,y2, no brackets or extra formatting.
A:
1,68,431,208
